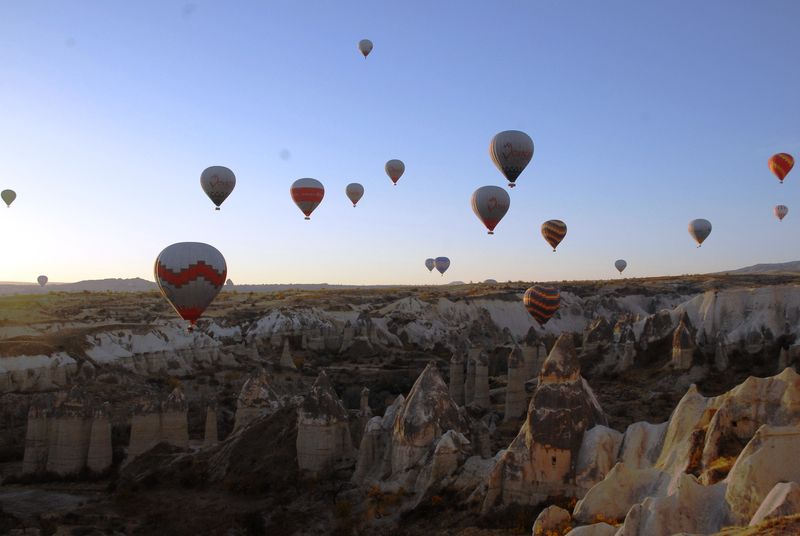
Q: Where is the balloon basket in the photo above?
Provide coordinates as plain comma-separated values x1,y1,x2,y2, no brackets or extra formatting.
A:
488,231,494,235
304,216,310,220
215,207,220,211
509,183,516,188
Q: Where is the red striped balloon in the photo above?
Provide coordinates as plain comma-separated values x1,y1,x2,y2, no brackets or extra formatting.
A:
523,285,560,326
155,242,227,329
291,178,325,219
769,153,794,183
541,220,567,251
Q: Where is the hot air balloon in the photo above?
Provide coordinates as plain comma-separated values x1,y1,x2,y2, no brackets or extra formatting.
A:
614,259,627,274
346,183,364,207
523,285,560,326
155,242,227,330
385,159,405,185
489,130,533,188
434,257,450,276
1,189,16,208
769,153,794,184
425,258,435,272
200,166,236,210
541,220,567,251
688,219,712,247
226,279,234,286
775,205,789,222
37,275,48,287
471,186,510,234
291,178,325,220
358,39,373,58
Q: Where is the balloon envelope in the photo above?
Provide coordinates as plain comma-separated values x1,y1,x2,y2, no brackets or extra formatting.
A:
385,160,405,185
523,286,560,326
358,39,373,58
688,219,712,247
155,242,227,327
200,166,235,210
471,186,510,234
346,183,364,207
434,257,450,276
37,275,48,287
769,153,794,183
541,220,567,251
775,205,789,222
226,279,234,286
489,130,533,188
1,189,16,207
291,178,325,219
614,259,627,273
425,258,435,272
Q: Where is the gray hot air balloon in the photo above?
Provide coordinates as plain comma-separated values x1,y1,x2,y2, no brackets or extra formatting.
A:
471,185,510,234
1,189,16,208
37,275,48,287
385,159,405,185
346,183,364,207
155,242,227,329
434,257,450,276
226,279,234,286
775,205,788,222
425,258,435,272
358,39,373,58
489,130,534,188
688,219,712,247
614,259,627,274
200,166,236,210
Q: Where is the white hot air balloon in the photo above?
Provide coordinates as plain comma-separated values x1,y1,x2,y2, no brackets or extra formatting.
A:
200,166,236,210
154,242,227,330
614,259,627,274
358,39,373,58
290,178,325,220
1,189,16,208
434,257,450,276
489,130,534,188
346,183,364,207
688,219,712,247
425,258,435,272
385,159,405,185
775,205,789,222
471,186,510,234
37,275,48,287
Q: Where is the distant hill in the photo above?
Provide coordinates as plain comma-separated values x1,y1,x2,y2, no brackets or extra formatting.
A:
718,261,800,275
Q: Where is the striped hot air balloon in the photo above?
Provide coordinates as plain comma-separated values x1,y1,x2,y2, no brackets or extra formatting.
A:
200,166,236,210
523,285,560,326
154,242,227,329
291,178,325,219
775,205,789,222
385,160,405,185
489,130,533,188
769,153,794,184
471,186,510,234
541,220,567,251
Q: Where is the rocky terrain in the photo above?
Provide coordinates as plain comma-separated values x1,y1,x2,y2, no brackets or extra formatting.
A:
1,273,800,535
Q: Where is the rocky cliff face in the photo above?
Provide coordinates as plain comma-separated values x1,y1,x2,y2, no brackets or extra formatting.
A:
127,387,188,461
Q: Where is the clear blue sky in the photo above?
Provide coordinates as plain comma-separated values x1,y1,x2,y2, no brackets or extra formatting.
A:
1,1,798,285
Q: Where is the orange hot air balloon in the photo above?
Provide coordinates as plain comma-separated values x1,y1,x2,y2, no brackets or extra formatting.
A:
769,153,794,184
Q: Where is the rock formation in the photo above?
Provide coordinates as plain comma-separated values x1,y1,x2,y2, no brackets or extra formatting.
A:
279,339,296,369
749,481,800,527
483,333,606,512
204,405,218,446
449,351,465,406
296,370,353,476
464,347,479,404
233,368,280,431
128,387,188,460
473,351,490,410
504,345,527,421
670,313,695,370
532,505,572,535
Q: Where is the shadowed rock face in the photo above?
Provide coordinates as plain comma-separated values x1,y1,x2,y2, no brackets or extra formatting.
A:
234,369,280,431
482,333,607,512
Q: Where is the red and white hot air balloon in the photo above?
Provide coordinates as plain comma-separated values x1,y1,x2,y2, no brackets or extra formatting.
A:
291,178,325,220
489,130,534,188
775,204,789,222
154,242,227,330
471,186,510,234
346,183,364,207
385,159,405,185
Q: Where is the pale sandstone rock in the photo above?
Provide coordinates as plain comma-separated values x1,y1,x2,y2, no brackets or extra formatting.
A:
748,481,800,526
450,351,465,406
564,523,617,536
618,421,667,470
532,505,572,536
233,368,280,431
505,345,528,421
575,425,623,490
279,339,296,369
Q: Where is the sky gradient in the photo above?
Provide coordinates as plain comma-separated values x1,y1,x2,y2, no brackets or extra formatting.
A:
1,1,799,285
